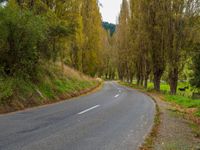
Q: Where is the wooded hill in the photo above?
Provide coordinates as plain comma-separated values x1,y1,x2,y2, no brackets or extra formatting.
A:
102,22,116,36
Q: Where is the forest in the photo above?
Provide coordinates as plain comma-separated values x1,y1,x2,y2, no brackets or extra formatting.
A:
0,0,200,109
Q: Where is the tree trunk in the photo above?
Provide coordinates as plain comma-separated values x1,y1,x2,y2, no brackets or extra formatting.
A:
140,75,144,86
105,73,108,79
130,73,133,84
118,69,123,81
169,68,178,95
137,74,140,85
154,74,161,91
144,78,148,89
144,60,151,89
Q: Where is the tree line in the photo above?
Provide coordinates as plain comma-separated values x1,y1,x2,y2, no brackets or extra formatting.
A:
0,0,110,79
114,0,200,94
1,0,200,95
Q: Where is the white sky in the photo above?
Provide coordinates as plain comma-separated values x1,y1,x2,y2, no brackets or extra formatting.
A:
99,0,122,24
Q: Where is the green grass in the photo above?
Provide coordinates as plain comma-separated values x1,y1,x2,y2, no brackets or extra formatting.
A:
38,82,55,99
147,82,170,91
0,64,98,112
53,78,96,94
132,80,192,95
0,78,14,102
165,94,200,117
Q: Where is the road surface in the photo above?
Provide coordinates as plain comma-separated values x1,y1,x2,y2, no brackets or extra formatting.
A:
0,82,155,150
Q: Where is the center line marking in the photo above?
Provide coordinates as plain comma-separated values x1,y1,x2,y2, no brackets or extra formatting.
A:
78,105,100,115
115,94,120,98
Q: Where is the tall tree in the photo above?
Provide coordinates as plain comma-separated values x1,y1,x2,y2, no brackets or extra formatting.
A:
129,0,152,87
82,0,102,76
165,0,200,94
67,0,83,71
116,0,131,81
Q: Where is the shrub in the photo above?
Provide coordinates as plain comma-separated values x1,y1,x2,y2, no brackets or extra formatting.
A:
0,1,46,78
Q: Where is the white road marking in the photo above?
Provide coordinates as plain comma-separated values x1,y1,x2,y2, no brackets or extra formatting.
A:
114,94,120,98
78,105,100,115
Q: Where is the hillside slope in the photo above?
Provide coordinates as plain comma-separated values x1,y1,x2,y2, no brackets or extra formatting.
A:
0,63,100,113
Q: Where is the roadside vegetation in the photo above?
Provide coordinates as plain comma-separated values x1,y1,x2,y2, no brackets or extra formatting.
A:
144,82,200,117
0,63,98,113
0,0,105,113
121,81,200,119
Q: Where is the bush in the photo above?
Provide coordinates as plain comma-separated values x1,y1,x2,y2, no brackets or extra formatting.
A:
0,1,46,78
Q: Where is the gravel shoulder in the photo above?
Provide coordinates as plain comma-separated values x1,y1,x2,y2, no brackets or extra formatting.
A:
150,93,200,150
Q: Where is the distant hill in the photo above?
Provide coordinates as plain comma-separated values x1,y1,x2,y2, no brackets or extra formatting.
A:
102,22,116,36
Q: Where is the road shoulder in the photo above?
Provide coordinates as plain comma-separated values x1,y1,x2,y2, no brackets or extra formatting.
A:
148,93,200,150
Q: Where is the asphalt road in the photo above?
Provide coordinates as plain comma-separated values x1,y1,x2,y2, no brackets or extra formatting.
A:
0,81,155,150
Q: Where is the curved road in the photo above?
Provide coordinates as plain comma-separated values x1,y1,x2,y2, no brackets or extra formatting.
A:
0,82,155,150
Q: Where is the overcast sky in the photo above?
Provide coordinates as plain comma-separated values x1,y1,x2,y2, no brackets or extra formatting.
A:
99,0,122,24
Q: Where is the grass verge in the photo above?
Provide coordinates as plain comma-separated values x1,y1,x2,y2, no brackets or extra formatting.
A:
0,63,101,114
140,101,160,150
164,94,200,117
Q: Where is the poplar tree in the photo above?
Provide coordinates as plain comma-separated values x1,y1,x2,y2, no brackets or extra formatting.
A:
116,0,131,81
67,0,83,71
82,0,102,76
165,0,200,94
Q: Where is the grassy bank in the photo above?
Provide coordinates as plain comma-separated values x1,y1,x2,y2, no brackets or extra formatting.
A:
165,95,200,117
0,63,100,113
